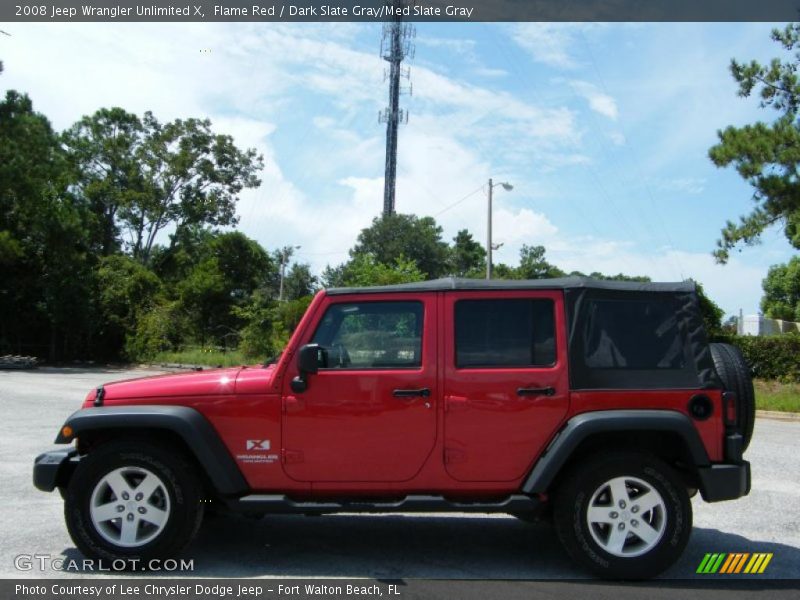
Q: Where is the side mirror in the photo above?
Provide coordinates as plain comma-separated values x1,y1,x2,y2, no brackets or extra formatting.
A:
291,344,326,393
297,343,324,374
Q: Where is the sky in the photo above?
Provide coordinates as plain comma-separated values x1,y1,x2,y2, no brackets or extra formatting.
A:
1,21,797,316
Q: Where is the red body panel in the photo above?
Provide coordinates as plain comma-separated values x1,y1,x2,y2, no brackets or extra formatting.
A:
568,390,724,462
441,290,570,482
81,288,726,495
281,292,438,483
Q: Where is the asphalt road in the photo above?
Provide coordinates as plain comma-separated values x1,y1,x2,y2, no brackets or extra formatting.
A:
1,367,798,584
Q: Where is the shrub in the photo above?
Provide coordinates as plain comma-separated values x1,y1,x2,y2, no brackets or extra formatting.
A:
715,333,800,383
125,301,188,360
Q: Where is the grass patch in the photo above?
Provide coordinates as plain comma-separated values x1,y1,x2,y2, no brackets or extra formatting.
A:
149,348,251,368
754,379,800,412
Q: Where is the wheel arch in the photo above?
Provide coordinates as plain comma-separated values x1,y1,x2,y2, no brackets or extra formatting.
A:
56,406,249,496
522,410,710,495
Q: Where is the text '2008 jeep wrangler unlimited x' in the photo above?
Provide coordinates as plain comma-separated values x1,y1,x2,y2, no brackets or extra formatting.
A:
33,278,753,579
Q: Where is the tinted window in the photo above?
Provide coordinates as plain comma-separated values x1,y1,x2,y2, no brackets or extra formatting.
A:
583,299,684,369
455,299,556,368
311,301,423,369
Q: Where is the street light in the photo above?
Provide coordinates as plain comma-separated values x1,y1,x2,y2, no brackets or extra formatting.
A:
487,178,513,279
278,245,301,302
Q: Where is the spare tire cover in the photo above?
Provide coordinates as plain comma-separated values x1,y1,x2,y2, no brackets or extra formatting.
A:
709,342,756,451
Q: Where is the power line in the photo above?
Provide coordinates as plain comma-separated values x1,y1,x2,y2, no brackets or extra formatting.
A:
434,184,486,217
576,28,686,280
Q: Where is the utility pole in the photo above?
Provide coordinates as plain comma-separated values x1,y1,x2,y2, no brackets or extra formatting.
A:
486,178,493,280
379,1,415,217
486,179,513,279
278,245,301,302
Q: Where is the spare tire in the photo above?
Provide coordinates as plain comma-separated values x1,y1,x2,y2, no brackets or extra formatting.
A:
709,343,756,451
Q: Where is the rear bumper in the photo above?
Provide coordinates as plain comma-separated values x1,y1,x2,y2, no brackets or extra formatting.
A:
697,461,751,502
33,448,78,492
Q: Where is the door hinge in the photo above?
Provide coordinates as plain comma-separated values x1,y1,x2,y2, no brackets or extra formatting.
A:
282,449,304,464
444,448,466,464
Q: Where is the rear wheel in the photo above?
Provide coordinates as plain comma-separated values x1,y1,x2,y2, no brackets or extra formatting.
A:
709,342,756,450
553,452,692,579
64,440,203,567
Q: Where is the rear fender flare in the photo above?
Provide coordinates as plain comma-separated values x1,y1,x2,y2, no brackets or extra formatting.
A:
522,409,710,494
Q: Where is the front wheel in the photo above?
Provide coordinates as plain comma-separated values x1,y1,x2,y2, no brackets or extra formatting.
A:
64,440,204,567
553,452,692,579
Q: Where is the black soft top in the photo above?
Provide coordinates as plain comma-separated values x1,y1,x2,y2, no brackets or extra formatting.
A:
325,276,718,391
326,276,694,296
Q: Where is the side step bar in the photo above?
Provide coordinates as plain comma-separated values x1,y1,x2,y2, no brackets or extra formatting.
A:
227,494,541,515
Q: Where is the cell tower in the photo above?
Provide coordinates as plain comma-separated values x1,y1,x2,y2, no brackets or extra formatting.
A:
378,1,415,216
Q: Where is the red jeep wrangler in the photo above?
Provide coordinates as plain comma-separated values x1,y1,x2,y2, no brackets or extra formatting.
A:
33,278,753,578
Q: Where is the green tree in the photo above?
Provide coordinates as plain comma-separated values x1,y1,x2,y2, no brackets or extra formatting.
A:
516,244,565,279
326,254,425,288
64,109,264,263
233,290,279,360
61,107,143,256
448,229,486,277
761,256,800,321
709,23,800,262
351,213,449,278
175,232,272,346
693,281,725,336
127,300,188,359
94,255,162,355
0,91,95,360
282,263,318,301
490,245,564,280
568,271,651,282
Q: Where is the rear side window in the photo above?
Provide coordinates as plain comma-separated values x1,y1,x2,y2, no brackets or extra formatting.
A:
311,301,423,369
455,299,556,368
583,299,684,369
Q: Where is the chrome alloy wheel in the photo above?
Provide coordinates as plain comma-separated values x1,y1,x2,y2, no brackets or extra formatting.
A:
586,475,667,558
89,466,171,548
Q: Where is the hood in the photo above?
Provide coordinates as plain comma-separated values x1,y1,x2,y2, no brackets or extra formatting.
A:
82,365,277,405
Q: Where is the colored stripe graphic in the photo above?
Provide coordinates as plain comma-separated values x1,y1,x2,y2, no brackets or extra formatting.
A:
697,553,727,573
698,552,773,574
724,553,749,573
744,553,773,574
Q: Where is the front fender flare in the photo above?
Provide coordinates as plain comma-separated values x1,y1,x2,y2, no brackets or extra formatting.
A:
521,409,710,494
56,405,248,496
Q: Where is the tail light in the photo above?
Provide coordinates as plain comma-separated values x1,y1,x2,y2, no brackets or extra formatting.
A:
722,391,738,427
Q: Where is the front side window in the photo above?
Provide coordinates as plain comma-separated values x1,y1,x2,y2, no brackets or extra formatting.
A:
311,301,423,369
455,299,556,368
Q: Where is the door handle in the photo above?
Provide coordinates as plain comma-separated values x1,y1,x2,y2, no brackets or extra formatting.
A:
393,388,431,399
517,386,556,398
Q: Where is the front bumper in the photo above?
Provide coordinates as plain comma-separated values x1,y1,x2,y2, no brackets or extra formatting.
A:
697,461,751,502
33,448,79,492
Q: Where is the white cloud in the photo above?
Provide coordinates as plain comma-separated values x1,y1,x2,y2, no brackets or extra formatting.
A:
570,80,619,120
0,22,778,316
655,177,707,195
511,24,581,69
608,131,627,146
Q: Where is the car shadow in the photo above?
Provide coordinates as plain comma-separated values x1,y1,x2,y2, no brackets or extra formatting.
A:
58,514,800,583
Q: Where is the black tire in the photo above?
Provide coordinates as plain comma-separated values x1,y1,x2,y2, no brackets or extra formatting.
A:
64,440,204,567
553,452,692,580
709,342,756,451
